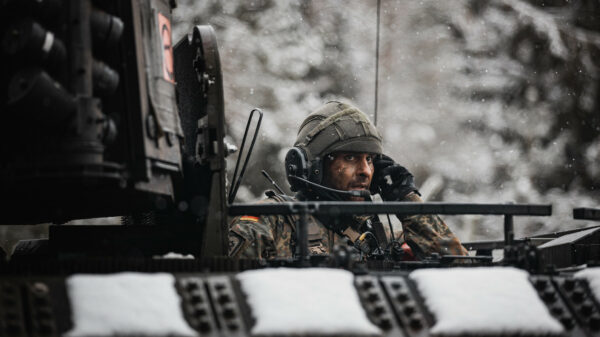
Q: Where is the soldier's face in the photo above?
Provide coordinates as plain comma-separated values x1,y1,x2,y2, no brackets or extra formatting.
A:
323,152,374,201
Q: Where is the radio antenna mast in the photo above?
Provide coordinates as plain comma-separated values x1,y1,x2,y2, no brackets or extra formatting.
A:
374,0,382,126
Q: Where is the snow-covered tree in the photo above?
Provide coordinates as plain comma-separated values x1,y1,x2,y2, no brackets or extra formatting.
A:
431,0,600,238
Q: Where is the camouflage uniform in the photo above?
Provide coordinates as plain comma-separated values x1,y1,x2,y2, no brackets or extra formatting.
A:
228,191,468,259
399,193,468,257
228,196,335,259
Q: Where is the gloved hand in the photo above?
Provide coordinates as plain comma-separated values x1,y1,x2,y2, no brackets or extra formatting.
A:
370,154,419,201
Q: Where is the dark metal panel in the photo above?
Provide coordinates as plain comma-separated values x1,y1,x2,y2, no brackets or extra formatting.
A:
538,228,600,268
574,208,600,221
174,25,227,256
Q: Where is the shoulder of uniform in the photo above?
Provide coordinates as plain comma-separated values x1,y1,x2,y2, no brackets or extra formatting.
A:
230,195,282,225
229,198,272,224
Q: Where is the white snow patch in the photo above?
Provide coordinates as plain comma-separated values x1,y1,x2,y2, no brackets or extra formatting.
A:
575,268,600,304
154,252,195,259
65,273,197,337
236,268,380,335
410,267,563,335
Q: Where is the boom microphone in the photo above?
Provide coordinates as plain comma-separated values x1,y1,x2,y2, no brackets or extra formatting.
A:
288,175,371,199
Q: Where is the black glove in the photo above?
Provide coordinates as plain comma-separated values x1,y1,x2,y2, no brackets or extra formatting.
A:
370,154,419,201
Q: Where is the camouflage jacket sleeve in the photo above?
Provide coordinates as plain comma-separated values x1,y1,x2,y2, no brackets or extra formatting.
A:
228,198,295,259
400,192,469,257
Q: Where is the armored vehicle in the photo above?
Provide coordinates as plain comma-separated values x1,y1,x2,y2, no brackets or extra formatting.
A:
1,1,599,336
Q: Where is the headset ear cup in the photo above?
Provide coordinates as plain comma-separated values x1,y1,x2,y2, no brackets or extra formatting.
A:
284,147,309,192
308,157,323,186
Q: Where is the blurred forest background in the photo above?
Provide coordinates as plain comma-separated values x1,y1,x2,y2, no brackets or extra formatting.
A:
1,0,599,254
173,0,600,241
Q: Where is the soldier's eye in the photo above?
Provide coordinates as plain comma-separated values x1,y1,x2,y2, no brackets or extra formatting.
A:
344,155,355,161
366,155,373,163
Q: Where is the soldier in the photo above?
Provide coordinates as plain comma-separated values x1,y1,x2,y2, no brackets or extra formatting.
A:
228,101,468,260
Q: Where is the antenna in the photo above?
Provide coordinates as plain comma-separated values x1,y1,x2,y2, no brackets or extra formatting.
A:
228,108,263,204
261,170,285,195
374,0,382,126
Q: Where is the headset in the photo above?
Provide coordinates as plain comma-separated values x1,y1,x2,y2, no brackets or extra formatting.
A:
284,147,322,192
284,146,369,199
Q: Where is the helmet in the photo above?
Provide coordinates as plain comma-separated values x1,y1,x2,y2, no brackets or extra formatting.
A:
285,101,382,194
295,101,383,161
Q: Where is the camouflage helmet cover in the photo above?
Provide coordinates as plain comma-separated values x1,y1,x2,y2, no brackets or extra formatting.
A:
294,101,383,161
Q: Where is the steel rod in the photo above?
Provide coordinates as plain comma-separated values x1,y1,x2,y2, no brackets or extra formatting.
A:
229,202,552,216
504,214,514,247
297,206,309,263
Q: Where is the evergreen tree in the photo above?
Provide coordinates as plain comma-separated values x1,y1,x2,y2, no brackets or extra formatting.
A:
438,0,600,237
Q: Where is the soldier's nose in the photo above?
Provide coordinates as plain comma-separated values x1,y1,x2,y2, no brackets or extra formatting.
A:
356,157,373,178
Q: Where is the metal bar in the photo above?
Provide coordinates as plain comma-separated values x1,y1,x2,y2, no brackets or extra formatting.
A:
573,208,600,221
463,238,553,251
298,206,309,264
229,202,552,216
464,226,600,250
528,224,600,239
463,240,518,251
504,215,514,247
